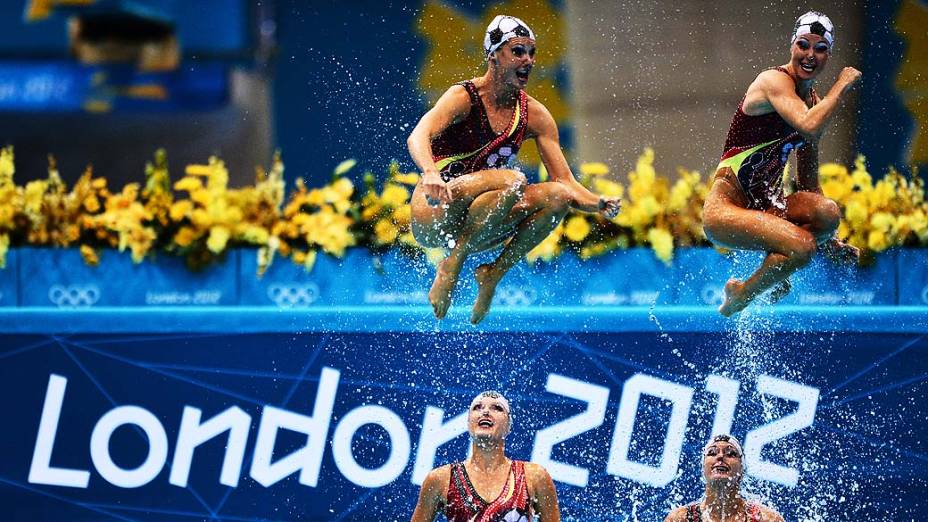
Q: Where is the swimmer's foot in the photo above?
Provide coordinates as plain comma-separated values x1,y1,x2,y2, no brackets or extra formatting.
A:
769,278,791,304
718,278,752,317
471,264,503,325
429,258,461,320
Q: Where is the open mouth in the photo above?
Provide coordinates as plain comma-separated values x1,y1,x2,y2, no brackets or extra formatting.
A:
478,419,494,428
712,464,730,473
800,61,816,73
515,69,530,81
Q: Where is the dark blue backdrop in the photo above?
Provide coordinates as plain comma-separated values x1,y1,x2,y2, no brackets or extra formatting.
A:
0,311,925,521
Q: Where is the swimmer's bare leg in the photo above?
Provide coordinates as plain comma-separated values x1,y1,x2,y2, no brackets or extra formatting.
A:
417,170,527,319
471,183,571,324
710,189,841,316
767,192,841,304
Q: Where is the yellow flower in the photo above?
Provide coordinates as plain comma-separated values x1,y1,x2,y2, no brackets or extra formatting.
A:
0,233,8,268
170,200,193,221
0,146,14,186
593,178,624,198
83,194,100,213
380,183,410,207
639,195,661,218
301,207,355,256
374,218,399,245
174,226,197,248
564,215,591,242
333,159,357,177
850,155,872,188
330,177,355,201
207,226,231,253
580,162,610,177
668,178,693,211
819,162,848,180
174,177,203,193
392,172,420,185
80,245,100,266
648,227,674,264
392,205,412,225
238,224,269,245
870,212,894,231
867,229,890,252
845,199,868,225
868,180,895,209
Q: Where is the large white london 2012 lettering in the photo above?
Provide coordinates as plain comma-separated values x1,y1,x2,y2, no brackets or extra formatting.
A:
28,367,818,491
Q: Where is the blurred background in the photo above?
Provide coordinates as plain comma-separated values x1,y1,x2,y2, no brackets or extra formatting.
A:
1,0,924,187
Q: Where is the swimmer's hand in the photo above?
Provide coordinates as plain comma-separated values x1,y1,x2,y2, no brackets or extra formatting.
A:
821,238,859,266
837,67,862,94
421,171,452,207
598,197,622,219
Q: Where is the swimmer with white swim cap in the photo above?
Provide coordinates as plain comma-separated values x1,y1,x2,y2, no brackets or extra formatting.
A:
665,434,785,522
702,10,862,316
408,15,621,324
411,391,561,521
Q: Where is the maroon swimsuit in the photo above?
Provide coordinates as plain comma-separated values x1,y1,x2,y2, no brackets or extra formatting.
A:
431,80,529,182
718,66,819,210
445,460,532,522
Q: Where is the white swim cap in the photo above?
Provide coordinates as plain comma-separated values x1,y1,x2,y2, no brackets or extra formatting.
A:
703,434,743,457
484,15,535,58
470,390,511,414
792,11,835,47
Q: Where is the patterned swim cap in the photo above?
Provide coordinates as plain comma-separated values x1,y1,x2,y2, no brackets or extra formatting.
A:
484,15,535,57
792,11,835,47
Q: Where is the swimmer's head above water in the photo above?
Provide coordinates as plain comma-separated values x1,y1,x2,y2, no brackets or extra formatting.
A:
468,390,513,439
484,15,537,88
702,434,744,484
789,10,835,80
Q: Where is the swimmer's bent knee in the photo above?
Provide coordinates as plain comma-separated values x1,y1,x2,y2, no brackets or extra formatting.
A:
816,198,841,234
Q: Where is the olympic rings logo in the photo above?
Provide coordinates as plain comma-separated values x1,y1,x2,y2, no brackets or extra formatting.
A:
700,285,725,306
48,284,101,308
267,283,320,308
493,285,537,307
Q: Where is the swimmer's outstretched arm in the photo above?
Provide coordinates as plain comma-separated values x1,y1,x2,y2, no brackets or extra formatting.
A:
410,466,447,522
528,98,621,218
526,463,561,522
407,86,472,205
756,66,861,141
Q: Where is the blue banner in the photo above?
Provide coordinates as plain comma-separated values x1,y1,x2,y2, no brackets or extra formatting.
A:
19,248,238,307
0,249,17,307
0,62,227,112
0,310,925,520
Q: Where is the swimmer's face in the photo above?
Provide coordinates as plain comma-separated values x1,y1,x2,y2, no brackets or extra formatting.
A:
702,440,744,484
467,395,511,440
790,33,830,80
492,37,536,88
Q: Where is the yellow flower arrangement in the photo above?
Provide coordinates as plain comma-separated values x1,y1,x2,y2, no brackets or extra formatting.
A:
0,146,924,274
535,149,710,264
355,161,419,254
819,155,928,262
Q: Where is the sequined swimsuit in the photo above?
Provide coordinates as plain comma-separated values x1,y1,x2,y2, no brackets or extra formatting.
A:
685,501,763,521
717,66,819,210
445,460,532,522
430,80,529,182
